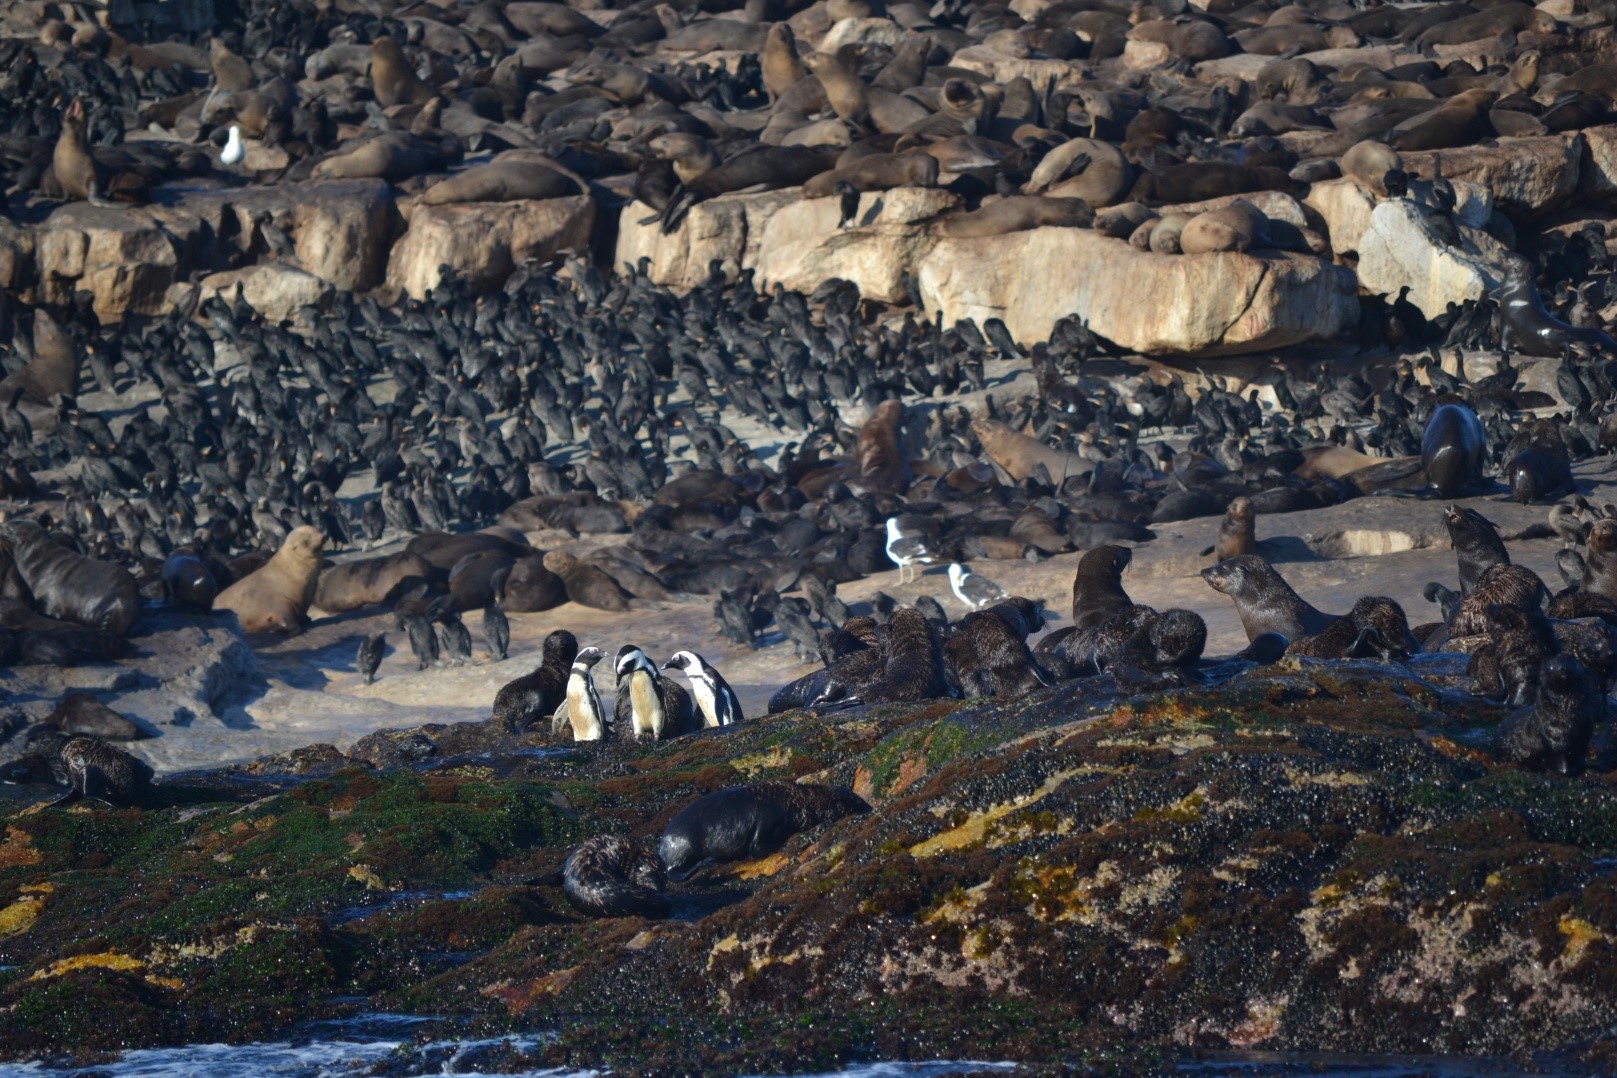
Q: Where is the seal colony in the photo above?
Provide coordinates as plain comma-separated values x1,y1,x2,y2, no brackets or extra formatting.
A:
6,0,1617,1011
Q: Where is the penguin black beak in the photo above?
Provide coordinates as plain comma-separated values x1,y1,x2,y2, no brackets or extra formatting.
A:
662,658,679,670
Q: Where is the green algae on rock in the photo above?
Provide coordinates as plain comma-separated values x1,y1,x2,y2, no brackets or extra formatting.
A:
2,659,1617,1072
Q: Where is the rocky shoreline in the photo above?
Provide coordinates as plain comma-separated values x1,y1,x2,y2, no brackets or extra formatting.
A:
4,652,1617,1072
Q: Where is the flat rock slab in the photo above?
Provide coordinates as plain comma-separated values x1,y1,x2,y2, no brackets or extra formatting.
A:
616,189,801,290
917,227,1360,354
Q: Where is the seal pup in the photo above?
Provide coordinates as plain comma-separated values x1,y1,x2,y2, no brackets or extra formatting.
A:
53,736,153,807
1495,655,1600,775
948,563,1007,610
1468,604,1558,707
213,525,324,634
1583,519,1617,603
664,651,744,728
658,781,869,879
161,552,218,610
885,518,937,583
1421,403,1487,496
553,646,609,742
46,694,144,740
562,835,669,918
615,645,698,741
1209,497,1256,561
357,632,385,685
1201,555,1337,642
945,598,1053,698
493,630,578,734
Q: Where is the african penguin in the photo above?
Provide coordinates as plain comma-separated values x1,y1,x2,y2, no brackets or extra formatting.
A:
664,650,745,728
553,645,610,741
615,644,697,741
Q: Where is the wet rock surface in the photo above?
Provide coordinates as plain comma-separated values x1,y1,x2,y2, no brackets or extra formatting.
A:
3,655,1617,1072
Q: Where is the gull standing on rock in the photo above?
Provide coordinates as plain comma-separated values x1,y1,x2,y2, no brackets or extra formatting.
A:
885,518,937,584
221,124,244,167
949,562,1008,610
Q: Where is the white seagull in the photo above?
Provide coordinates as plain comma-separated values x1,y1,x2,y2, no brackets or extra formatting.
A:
221,125,244,167
885,517,937,584
948,562,1007,610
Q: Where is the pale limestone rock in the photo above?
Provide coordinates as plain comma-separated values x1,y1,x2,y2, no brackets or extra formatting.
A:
1401,136,1579,215
1306,179,1491,256
386,195,595,298
35,203,184,322
1356,199,1519,318
1576,124,1617,205
615,188,801,289
818,16,904,51
199,264,333,324
754,187,959,303
917,228,1358,355
1123,39,1171,69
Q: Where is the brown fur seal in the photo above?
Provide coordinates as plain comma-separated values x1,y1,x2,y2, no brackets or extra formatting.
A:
447,550,515,612
647,133,722,185
1416,3,1555,48
1494,654,1598,776
500,553,567,612
54,736,152,807
1583,519,1617,604
406,531,530,573
1025,138,1133,206
659,781,869,879
46,693,144,740
370,36,439,108
1130,163,1301,205
213,525,324,633
1179,200,1267,255
971,417,1093,482
945,598,1052,698
1213,497,1256,561
493,628,577,733
1388,90,1495,152
562,834,669,918
543,550,633,611
840,607,951,707
52,99,108,204
762,23,808,101
804,47,871,128
852,399,911,495
1201,555,1336,642
313,133,448,181
803,153,938,198
419,152,582,205
1072,545,1133,630
0,309,77,407
313,552,432,614
932,197,1095,239
0,519,140,636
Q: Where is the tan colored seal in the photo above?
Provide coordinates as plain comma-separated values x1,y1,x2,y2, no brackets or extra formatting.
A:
1179,200,1267,254
931,196,1094,238
371,36,439,108
972,418,1093,482
214,526,325,633
312,552,433,615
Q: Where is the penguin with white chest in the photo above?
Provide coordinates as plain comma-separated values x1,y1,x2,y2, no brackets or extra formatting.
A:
664,651,745,728
552,646,610,741
615,644,698,741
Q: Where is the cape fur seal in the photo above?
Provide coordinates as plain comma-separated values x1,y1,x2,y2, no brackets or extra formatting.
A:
931,197,1095,238
1498,262,1617,357
658,781,869,879
0,519,140,636
562,835,669,918
313,552,432,614
213,525,324,633
1495,655,1598,775
1201,555,1336,641
1421,403,1486,495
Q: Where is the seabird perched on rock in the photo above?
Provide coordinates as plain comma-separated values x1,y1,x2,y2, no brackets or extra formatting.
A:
885,518,936,584
221,124,244,167
948,562,1008,610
